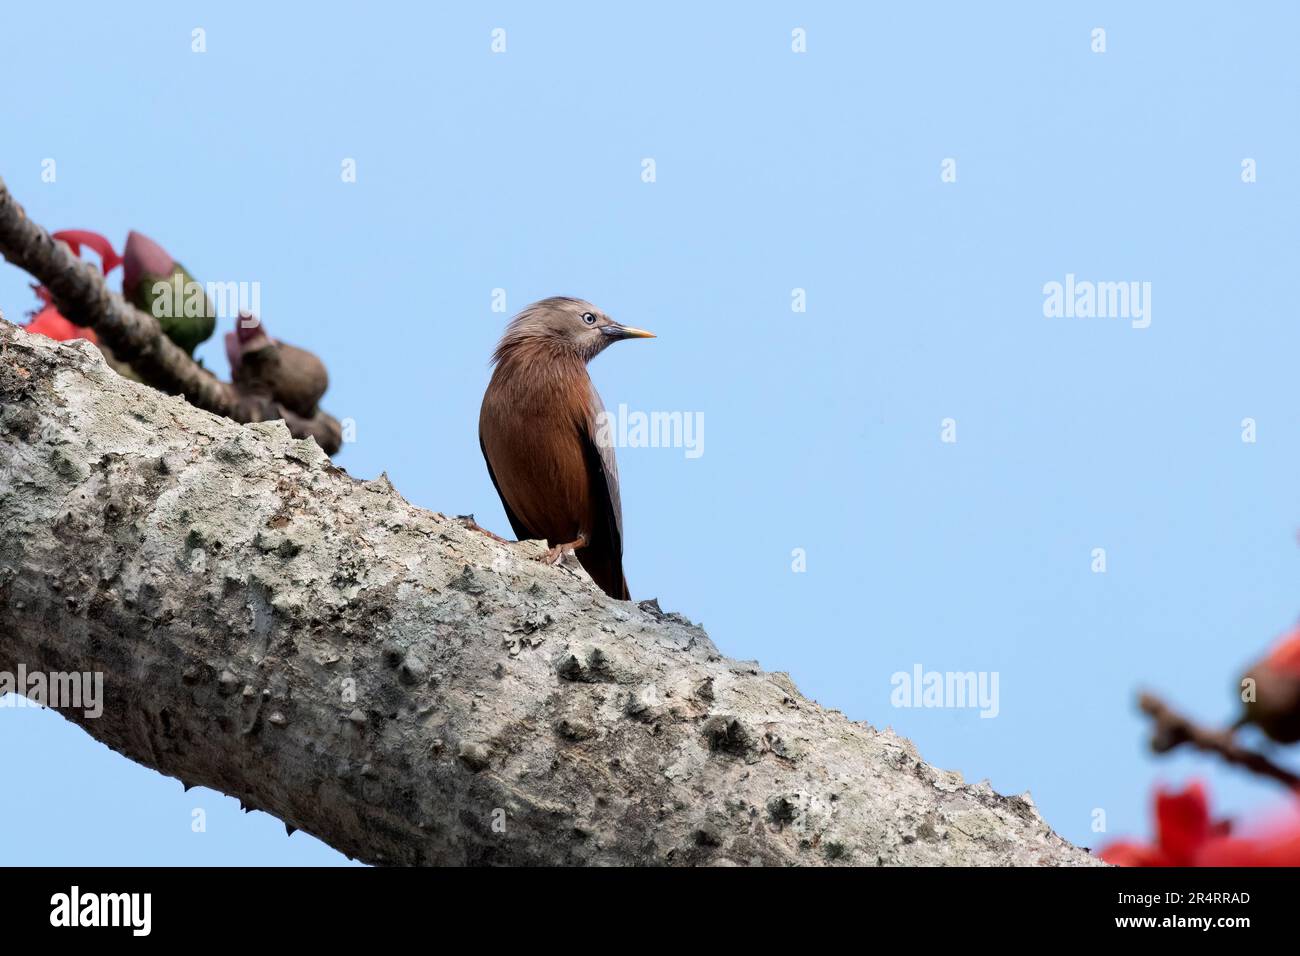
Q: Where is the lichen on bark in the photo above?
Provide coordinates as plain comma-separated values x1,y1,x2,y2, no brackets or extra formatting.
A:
0,319,1099,866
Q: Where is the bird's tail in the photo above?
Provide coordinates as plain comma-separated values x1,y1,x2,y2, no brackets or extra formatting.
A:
577,550,630,601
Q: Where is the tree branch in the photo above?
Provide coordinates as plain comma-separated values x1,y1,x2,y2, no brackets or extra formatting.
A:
0,320,1097,866
1138,692,1300,791
0,177,342,454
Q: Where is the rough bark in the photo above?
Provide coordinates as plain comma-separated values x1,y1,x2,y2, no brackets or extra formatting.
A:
0,319,1099,866
0,177,342,454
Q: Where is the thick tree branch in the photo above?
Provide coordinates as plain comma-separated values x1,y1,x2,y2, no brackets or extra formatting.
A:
0,177,342,454
0,320,1097,865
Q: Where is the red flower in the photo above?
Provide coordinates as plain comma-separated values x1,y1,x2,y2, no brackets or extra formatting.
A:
1096,839,1173,867
1238,627,1300,743
1197,822,1300,866
23,302,98,344
1100,782,1218,866
52,230,123,275
19,230,119,345
1264,628,1300,678
1101,781,1300,866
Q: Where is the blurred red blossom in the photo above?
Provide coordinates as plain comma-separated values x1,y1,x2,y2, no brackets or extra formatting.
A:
1100,781,1300,867
1264,628,1300,677
18,229,118,346
24,293,97,344
1238,627,1300,744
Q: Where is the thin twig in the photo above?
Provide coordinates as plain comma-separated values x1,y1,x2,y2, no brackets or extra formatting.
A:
1138,691,1300,791
0,176,342,454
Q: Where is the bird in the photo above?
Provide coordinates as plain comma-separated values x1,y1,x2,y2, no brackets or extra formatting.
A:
479,297,654,600
225,315,329,417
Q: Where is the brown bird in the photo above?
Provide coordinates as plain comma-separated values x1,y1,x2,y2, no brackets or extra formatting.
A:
479,297,654,600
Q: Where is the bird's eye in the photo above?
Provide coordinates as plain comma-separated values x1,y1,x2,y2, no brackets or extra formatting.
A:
581,312,597,325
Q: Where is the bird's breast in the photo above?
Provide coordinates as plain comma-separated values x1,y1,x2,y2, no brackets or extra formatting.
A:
480,367,595,543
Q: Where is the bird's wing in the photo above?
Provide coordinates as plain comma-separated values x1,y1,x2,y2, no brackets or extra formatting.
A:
574,385,629,599
581,386,623,558
479,431,533,541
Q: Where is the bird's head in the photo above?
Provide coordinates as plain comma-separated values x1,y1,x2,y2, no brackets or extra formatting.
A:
493,297,654,365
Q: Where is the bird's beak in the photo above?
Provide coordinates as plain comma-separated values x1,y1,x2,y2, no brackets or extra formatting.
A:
603,323,656,340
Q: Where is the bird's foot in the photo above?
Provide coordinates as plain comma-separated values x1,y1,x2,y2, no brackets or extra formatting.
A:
538,545,567,566
535,534,587,567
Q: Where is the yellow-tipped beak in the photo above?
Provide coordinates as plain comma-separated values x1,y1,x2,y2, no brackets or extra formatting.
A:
615,325,656,339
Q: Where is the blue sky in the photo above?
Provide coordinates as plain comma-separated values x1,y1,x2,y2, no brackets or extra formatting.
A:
2,2,1298,864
